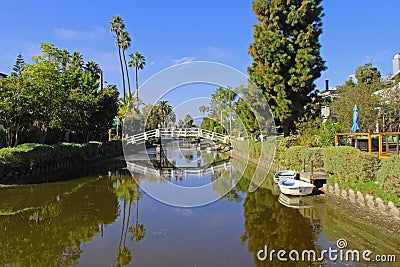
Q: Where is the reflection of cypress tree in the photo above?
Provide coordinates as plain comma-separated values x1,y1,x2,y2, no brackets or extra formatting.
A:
241,186,318,266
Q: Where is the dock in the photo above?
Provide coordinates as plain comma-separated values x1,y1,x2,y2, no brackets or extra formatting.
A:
299,171,327,188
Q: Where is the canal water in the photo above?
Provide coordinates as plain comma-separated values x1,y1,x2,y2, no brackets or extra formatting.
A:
0,142,399,266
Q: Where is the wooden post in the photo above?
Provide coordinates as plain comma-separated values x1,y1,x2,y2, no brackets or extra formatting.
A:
335,134,339,146
368,133,372,154
378,133,383,159
385,135,389,152
310,160,314,185
397,134,399,154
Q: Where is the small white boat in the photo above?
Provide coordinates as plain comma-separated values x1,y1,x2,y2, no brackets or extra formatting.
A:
278,178,315,196
273,170,298,183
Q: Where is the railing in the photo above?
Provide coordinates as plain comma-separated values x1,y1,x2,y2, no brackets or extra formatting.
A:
126,128,234,145
335,132,400,159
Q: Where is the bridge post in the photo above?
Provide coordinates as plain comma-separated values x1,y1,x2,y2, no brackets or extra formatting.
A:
156,129,160,138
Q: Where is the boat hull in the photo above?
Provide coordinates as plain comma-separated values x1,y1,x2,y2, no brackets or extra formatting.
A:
278,178,315,196
273,170,298,183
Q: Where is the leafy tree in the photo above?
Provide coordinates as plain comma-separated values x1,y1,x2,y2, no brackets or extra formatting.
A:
128,52,146,100
110,16,127,101
331,63,382,132
0,77,30,147
248,0,326,137
378,82,400,132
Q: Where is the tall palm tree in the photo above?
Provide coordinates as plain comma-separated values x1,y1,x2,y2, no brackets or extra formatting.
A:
119,30,132,96
128,52,146,101
199,105,209,118
110,16,127,101
85,61,101,81
70,51,84,71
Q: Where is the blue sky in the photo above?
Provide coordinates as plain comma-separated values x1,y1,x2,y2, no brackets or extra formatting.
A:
1,0,399,103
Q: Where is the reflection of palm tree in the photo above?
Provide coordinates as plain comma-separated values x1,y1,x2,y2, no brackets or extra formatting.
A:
129,187,146,242
114,178,138,266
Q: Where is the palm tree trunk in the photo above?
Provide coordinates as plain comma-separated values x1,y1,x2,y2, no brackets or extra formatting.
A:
117,46,126,101
122,49,131,97
135,67,139,101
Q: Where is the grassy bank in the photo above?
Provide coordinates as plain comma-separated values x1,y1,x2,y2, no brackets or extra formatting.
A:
0,140,122,183
232,138,400,206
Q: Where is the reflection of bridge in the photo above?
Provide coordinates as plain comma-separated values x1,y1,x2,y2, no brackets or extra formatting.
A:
126,128,234,145
126,160,232,179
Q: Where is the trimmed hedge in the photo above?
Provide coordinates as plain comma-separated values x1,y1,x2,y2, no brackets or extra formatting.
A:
0,140,122,179
324,146,379,183
284,146,324,170
377,155,400,197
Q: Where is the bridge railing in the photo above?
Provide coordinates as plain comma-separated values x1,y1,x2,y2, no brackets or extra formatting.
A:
126,127,235,145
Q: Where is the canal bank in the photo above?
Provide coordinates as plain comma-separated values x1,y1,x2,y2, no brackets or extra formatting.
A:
0,140,122,184
231,148,400,234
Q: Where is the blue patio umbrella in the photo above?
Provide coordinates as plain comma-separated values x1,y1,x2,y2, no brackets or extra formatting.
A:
351,104,359,132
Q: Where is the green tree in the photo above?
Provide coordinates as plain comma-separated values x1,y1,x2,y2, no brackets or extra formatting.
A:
0,77,30,147
184,114,194,128
158,100,172,128
128,52,146,100
331,63,381,132
110,16,127,101
248,0,325,137
12,53,25,76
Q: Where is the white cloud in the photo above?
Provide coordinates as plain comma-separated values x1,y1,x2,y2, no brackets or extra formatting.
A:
54,26,107,40
171,56,195,65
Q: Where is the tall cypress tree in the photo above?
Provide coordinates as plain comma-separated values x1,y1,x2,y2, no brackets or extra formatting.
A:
248,0,326,136
12,53,25,76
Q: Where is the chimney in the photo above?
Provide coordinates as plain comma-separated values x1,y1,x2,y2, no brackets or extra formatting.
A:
393,54,400,75
325,80,329,91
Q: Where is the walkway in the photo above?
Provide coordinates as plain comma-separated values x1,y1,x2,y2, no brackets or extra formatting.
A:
126,128,234,145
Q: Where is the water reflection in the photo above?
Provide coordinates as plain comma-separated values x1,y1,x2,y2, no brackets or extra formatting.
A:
110,171,145,266
0,172,119,266
0,150,399,266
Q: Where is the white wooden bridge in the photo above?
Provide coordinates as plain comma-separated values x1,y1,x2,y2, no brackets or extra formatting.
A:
126,128,234,145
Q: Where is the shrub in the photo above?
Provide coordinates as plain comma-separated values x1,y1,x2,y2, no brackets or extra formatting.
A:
284,146,324,170
323,146,379,183
377,155,400,197
0,140,123,179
